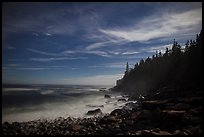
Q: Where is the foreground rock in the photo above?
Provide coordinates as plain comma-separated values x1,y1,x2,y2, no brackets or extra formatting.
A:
104,94,111,98
86,104,104,108
2,89,202,135
86,108,102,115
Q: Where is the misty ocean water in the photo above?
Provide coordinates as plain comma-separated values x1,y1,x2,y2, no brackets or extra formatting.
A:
2,84,131,123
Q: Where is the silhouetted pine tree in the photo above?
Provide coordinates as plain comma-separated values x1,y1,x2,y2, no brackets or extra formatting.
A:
113,30,202,97
125,62,129,75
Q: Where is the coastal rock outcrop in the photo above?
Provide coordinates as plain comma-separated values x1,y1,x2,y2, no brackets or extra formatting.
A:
104,94,111,98
86,109,102,115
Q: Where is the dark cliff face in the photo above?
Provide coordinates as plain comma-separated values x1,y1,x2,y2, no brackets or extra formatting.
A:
113,30,203,98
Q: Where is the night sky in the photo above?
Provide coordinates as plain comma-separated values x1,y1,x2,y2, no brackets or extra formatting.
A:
2,2,202,85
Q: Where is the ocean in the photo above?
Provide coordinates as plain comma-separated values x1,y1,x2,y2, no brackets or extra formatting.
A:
2,84,133,123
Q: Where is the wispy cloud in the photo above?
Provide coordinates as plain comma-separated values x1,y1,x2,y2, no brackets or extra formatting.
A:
61,50,77,54
7,64,21,67
32,32,39,36
3,46,16,50
28,47,111,58
88,61,137,69
85,38,129,51
19,67,48,70
99,8,202,42
121,51,140,55
104,63,126,69
85,41,111,50
140,44,173,53
30,57,87,62
30,44,141,58
2,65,80,71
44,32,52,36
62,49,111,57
71,67,79,70
2,67,10,70
27,48,62,56
2,67,47,71
84,50,110,57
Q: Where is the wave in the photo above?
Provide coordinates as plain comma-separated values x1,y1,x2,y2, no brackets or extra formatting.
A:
2,84,136,123
40,90,55,95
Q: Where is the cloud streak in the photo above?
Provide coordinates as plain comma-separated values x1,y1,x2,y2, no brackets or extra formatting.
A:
141,44,173,53
2,67,47,71
121,51,140,55
85,41,111,50
2,65,80,71
88,61,138,69
28,47,111,58
3,46,16,50
30,57,87,62
99,8,202,42
27,48,62,56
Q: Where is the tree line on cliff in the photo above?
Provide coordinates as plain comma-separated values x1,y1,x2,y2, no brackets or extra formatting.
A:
113,30,202,97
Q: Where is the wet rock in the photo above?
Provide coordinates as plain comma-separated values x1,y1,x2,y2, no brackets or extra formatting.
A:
188,107,202,117
107,116,118,123
99,115,118,125
138,94,145,100
141,100,168,110
103,128,112,135
136,129,172,135
136,130,152,135
161,110,186,118
104,94,111,98
130,111,142,120
72,125,83,132
150,128,160,133
122,95,129,98
117,98,126,102
178,97,202,106
110,109,128,117
152,130,172,135
128,96,138,101
86,104,104,108
189,117,202,125
126,120,134,126
110,109,122,116
173,130,188,135
137,110,152,121
173,103,191,110
165,103,176,109
187,125,202,135
173,130,182,135
123,102,139,111
84,122,96,128
86,108,102,115
99,88,106,91
124,102,137,106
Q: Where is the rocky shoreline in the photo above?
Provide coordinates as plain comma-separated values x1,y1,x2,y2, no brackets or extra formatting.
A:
2,89,202,135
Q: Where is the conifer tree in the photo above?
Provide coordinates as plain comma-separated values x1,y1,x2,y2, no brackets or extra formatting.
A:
125,62,129,75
